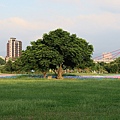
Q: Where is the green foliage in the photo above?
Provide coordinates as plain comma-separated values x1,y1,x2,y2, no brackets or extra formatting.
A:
103,57,120,73
93,62,107,73
0,57,5,65
42,29,93,69
4,60,13,73
0,65,5,73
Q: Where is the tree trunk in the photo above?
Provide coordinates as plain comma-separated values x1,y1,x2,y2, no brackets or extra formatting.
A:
43,72,47,78
57,64,63,79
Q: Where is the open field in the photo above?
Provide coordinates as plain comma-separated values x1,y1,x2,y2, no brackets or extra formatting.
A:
0,77,120,120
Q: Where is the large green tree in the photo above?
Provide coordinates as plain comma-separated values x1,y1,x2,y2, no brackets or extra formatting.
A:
18,29,94,78
41,29,93,78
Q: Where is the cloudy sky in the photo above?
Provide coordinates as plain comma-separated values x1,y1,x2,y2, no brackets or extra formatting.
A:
0,0,120,58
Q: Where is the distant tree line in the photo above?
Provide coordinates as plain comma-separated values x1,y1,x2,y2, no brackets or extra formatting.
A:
93,57,120,74
1,57,120,75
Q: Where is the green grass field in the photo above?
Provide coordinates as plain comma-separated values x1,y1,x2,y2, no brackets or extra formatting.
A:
0,77,120,120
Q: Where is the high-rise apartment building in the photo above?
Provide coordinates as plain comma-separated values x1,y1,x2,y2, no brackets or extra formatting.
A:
6,37,22,61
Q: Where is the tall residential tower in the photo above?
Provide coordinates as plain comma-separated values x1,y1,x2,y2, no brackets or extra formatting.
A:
6,37,22,61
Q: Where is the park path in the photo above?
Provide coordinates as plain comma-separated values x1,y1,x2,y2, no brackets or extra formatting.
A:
0,74,17,77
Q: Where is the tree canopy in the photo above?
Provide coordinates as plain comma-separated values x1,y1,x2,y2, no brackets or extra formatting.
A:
15,28,94,78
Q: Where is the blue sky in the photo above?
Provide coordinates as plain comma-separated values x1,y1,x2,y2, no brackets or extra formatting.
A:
0,0,120,58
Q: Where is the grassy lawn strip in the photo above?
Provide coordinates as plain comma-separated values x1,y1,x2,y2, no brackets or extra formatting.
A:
0,78,120,120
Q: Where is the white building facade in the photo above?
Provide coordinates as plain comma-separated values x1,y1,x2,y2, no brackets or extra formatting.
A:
6,37,22,61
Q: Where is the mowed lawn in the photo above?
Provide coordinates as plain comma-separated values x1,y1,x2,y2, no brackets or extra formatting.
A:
0,78,120,120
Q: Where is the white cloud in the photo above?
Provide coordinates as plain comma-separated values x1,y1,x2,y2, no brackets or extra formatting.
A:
0,11,120,36
0,17,38,30
0,4,6,8
90,0,120,11
52,0,80,3
92,0,120,6
38,0,80,3
51,13,120,35
76,13,120,33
